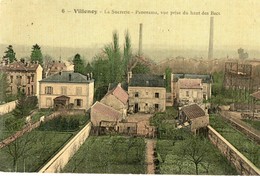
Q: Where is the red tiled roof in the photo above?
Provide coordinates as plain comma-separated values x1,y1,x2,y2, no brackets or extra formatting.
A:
178,78,202,89
181,104,205,119
251,91,260,100
91,101,122,120
1,61,40,72
105,84,128,105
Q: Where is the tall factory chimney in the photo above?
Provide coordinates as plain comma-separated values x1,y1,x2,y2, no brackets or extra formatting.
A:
208,17,214,59
138,23,143,56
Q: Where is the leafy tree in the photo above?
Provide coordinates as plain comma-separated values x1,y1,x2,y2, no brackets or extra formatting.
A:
165,67,172,92
176,136,211,175
0,73,9,103
132,62,150,74
3,45,16,63
73,53,85,74
238,48,249,59
123,31,132,77
84,62,93,75
12,93,37,119
30,44,43,65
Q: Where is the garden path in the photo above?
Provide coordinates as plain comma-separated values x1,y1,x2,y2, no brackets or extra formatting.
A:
146,139,155,174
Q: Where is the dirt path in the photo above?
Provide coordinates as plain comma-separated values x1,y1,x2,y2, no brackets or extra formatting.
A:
146,139,155,174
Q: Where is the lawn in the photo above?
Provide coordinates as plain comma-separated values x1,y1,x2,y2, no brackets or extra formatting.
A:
62,136,146,174
0,109,53,141
210,115,260,168
155,134,237,175
242,119,260,131
0,130,73,172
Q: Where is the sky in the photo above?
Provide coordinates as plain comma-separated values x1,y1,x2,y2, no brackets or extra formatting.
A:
0,0,259,53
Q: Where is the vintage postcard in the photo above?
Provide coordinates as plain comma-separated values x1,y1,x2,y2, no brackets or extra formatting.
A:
0,0,259,175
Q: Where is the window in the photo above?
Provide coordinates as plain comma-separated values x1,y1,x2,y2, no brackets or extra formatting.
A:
17,76,22,85
146,92,148,95
135,92,139,97
45,86,53,94
31,74,34,82
76,87,82,95
61,86,67,95
31,85,34,95
10,75,13,83
27,76,30,84
186,91,189,97
155,93,159,98
75,99,82,107
155,104,159,111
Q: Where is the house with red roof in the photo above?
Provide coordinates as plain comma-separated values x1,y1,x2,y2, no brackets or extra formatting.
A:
100,83,128,118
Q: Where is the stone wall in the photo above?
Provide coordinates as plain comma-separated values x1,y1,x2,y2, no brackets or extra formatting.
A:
208,125,260,175
38,122,92,173
0,100,16,115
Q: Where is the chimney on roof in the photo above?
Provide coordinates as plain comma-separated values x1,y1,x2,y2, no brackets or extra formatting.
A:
69,73,72,81
87,73,90,80
208,16,214,59
90,72,93,79
138,23,143,56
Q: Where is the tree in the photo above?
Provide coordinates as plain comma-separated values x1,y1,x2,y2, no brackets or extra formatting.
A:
238,48,249,59
0,72,9,103
12,92,37,119
176,136,211,175
3,45,16,63
84,62,93,75
30,44,43,65
132,62,150,74
165,67,172,92
123,31,132,77
73,53,85,74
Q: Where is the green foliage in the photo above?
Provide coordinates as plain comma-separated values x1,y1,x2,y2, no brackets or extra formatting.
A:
3,45,16,63
165,67,172,92
62,136,146,174
12,93,37,119
73,53,85,74
84,62,93,75
132,62,150,74
150,107,178,139
210,115,260,168
242,119,260,131
30,44,43,65
123,31,132,77
0,72,10,103
0,130,72,172
38,115,88,132
156,137,237,175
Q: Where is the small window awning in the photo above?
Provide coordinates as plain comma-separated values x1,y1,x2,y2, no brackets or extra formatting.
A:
54,95,70,101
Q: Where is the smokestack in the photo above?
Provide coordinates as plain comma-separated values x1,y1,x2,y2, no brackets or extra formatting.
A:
138,23,143,56
208,17,214,60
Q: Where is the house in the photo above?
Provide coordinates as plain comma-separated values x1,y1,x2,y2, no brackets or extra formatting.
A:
45,60,68,77
100,83,128,118
172,73,212,105
128,72,166,113
179,104,209,134
0,60,43,97
176,78,203,106
38,71,94,110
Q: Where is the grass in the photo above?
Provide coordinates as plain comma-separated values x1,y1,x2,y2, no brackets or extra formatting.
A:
242,119,260,131
156,138,237,175
210,115,260,168
62,136,146,174
0,130,73,172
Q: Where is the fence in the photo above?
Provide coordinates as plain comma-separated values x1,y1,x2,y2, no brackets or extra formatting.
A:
208,125,260,175
38,122,92,173
0,100,16,115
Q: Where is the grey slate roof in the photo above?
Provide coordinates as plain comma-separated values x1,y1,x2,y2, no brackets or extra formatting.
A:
173,73,212,83
129,74,165,87
39,71,93,83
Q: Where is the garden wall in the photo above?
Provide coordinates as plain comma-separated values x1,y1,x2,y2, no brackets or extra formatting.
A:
208,125,260,175
0,100,16,115
38,122,92,173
